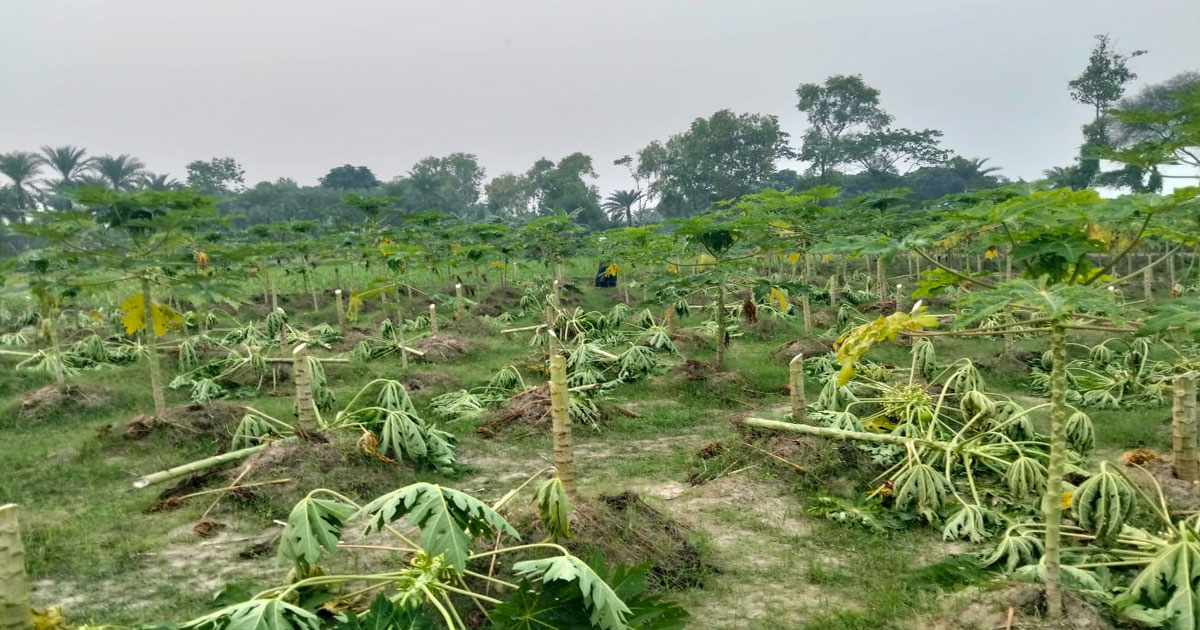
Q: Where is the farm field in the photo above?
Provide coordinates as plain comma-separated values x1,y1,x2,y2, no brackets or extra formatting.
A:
3,9,1200,629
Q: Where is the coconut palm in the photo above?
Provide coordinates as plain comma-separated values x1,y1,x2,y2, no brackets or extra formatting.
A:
602,188,643,226
39,145,93,185
139,173,182,190
947,156,1002,192
92,154,147,190
0,151,45,212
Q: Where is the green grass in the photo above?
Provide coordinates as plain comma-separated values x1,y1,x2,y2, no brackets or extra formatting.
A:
0,282,1178,628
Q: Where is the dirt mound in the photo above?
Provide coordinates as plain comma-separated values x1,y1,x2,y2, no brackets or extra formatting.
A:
861,299,898,313
331,329,369,353
402,371,459,394
475,287,522,316
926,584,1113,630
443,317,493,336
479,384,552,435
775,338,833,360
18,384,111,420
124,401,244,442
414,334,471,360
1125,458,1200,512
569,491,712,590
229,436,411,511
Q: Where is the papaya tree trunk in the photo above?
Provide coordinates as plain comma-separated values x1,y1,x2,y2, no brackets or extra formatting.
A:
665,307,676,336
829,271,840,306
548,355,577,499
429,304,438,334
142,275,166,417
1143,261,1153,302
455,283,464,319
293,343,317,430
789,354,806,423
800,294,812,335
1173,372,1198,483
1041,319,1068,620
334,289,346,334
306,269,319,313
44,311,64,386
715,280,727,370
0,504,33,630
876,256,888,301
267,269,278,312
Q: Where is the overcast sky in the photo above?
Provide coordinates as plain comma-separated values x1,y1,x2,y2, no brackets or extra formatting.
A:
2,0,1198,194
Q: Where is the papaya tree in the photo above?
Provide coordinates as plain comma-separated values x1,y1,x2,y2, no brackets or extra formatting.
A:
16,187,222,417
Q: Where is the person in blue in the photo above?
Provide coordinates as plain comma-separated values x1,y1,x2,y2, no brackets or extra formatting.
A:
594,261,617,288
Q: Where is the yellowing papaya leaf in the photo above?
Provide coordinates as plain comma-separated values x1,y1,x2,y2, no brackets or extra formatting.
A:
195,250,210,267
787,252,801,265
769,287,789,311
821,254,832,263
833,305,939,385
120,293,181,337
985,246,998,260
347,290,365,322
604,264,619,277
490,260,508,271
1061,491,1074,510
667,262,679,275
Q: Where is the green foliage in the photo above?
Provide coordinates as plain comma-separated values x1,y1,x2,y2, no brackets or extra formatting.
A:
534,477,573,541
512,555,634,630
356,482,519,571
278,495,355,569
180,599,321,630
1072,463,1135,542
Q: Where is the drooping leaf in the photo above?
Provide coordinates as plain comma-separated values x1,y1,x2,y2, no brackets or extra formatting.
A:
512,554,634,630
534,477,573,541
334,593,433,630
355,482,519,571
277,496,355,568
180,599,321,630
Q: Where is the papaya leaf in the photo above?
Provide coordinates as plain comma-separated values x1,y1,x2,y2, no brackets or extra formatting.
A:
512,554,633,630
534,477,573,541
180,599,321,630
277,496,355,568
355,482,518,571
335,594,432,630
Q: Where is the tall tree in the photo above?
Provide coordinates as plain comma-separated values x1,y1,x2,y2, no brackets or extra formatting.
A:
1102,72,1200,186
947,156,1003,192
39,145,92,185
844,128,949,175
139,173,183,190
319,164,380,190
637,110,791,217
526,153,605,228
602,189,643,226
795,75,891,179
484,172,533,218
92,154,147,190
0,151,44,212
1068,34,1147,121
185,157,246,195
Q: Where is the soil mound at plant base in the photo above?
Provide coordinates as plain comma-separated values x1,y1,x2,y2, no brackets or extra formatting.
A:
229,436,412,512
414,334,471,360
331,329,369,353
926,584,1113,630
401,371,459,394
568,491,712,591
124,401,244,442
475,287,522,316
774,338,833,360
479,384,552,435
18,384,111,420
1124,456,1200,511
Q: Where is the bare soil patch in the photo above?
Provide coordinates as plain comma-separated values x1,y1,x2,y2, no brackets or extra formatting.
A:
124,401,244,443
18,384,111,421
414,334,471,360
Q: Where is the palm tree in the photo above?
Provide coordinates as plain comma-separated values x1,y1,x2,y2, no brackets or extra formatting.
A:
39,145,93,185
602,189,643,226
139,173,182,190
92,154,147,190
947,156,1002,192
0,151,45,212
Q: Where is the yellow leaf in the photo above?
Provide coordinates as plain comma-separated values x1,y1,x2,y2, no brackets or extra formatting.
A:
787,252,801,265
151,303,181,336
821,254,832,263
604,264,619,277
347,290,365,322
667,263,679,275
769,287,789,311
120,293,146,335
490,260,508,271
195,250,210,267
1061,491,1073,510
984,246,998,260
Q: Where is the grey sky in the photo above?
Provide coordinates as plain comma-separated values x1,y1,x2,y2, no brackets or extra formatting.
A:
2,0,1198,195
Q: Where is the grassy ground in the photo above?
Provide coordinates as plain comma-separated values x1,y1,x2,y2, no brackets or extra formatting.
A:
0,278,1172,629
